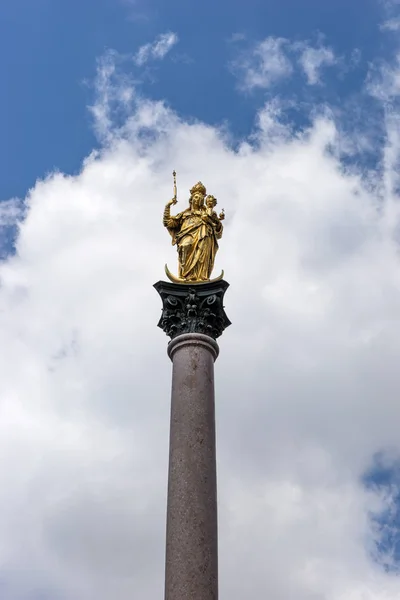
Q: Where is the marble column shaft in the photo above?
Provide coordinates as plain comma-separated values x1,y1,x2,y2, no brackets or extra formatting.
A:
164,333,219,600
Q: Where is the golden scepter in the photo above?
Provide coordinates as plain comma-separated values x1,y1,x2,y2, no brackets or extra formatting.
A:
172,170,178,205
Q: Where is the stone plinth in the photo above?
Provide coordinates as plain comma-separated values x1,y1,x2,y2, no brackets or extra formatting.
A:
154,280,231,600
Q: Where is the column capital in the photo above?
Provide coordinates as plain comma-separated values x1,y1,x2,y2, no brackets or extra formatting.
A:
154,279,231,341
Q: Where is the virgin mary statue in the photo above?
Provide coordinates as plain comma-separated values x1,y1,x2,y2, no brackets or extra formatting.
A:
163,181,224,282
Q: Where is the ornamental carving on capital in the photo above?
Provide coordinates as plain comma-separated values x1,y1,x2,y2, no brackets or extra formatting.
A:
154,281,231,340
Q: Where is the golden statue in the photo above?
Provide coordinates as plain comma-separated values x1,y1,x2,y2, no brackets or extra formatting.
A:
163,173,225,283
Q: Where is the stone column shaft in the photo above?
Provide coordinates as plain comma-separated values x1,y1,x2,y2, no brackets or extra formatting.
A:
154,280,230,600
165,333,219,600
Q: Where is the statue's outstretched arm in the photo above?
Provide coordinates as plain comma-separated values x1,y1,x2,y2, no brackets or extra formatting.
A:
163,200,180,229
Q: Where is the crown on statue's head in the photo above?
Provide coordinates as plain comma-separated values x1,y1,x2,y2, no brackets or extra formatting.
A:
190,181,207,196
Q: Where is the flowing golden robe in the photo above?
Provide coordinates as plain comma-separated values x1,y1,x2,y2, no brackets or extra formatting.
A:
163,205,223,281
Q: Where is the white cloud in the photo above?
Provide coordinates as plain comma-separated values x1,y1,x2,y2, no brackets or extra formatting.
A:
367,53,400,102
297,43,337,85
232,36,337,90
381,17,400,30
380,0,400,31
2,49,400,599
230,32,246,43
120,0,152,22
232,36,293,90
0,198,24,225
134,32,178,66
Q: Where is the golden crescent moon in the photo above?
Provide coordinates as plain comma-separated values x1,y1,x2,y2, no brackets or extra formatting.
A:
165,264,224,284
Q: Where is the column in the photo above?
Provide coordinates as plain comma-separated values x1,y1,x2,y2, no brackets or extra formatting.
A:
165,333,219,600
154,280,230,600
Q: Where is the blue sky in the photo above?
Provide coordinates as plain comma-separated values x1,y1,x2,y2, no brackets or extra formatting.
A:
2,1,400,598
0,0,390,199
